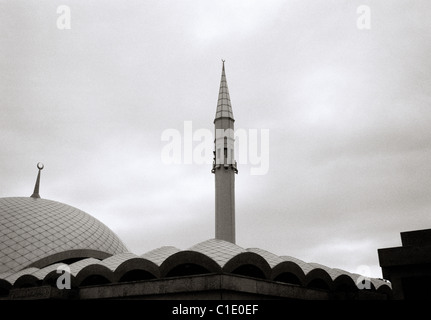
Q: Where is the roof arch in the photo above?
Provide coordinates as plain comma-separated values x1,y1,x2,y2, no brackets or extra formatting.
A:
1,267,39,286
98,253,140,271
271,261,306,285
112,257,160,281
348,272,378,291
160,250,221,278
333,274,358,293
12,274,40,288
223,252,271,280
375,282,392,297
31,263,66,281
304,268,334,291
280,255,314,274
74,264,114,287
188,239,246,267
246,248,283,268
68,258,102,277
117,269,158,283
140,246,181,266
42,269,76,288
40,259,107,288
371,278,392,291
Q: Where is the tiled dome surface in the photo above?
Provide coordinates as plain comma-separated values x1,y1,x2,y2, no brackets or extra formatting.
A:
0,197,128,274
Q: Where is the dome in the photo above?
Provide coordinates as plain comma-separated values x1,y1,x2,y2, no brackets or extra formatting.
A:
0,197,128,274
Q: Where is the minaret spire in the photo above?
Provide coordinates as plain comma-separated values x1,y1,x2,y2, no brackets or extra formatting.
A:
214,59,234,122
30,162,44,199
212,60,238,244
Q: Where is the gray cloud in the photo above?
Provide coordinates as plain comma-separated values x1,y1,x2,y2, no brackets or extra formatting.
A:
1,0,430,278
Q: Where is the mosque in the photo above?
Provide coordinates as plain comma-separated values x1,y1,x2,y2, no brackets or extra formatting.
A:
0,61,413,301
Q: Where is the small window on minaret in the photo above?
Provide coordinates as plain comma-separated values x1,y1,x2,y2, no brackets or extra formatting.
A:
217,148,222,164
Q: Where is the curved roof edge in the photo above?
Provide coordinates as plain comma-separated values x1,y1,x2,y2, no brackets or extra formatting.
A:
0,238,391,298
27,249,113,270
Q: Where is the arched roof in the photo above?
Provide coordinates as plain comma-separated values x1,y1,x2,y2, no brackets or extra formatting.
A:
140,246,180,266
0,238,392,297
189,238,245,266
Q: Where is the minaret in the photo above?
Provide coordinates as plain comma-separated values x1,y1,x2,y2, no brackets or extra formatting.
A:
212,60,238,243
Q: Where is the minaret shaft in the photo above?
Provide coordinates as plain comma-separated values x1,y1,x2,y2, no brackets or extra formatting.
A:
215,166,236,242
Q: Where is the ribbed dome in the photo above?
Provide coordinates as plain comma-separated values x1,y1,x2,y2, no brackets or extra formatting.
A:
0,197,128,274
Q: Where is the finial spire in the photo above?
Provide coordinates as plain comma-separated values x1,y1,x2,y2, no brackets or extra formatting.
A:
215,59,234,122
30,162,44,199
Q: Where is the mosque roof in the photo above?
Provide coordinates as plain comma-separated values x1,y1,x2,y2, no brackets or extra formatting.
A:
0,197,129,274
0,238,391,296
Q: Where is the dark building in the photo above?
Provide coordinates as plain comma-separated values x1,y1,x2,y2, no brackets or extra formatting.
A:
378,228,431,300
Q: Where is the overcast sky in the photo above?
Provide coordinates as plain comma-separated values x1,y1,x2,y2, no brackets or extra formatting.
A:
1,0,430,278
